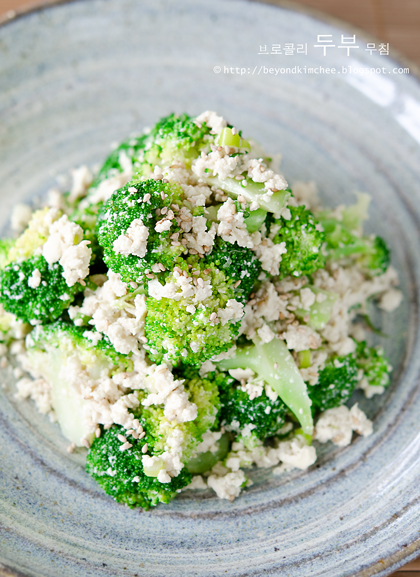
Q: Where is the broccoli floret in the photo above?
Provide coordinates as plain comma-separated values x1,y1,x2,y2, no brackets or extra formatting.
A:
0,239,14,269
308,353,358,413
144,242,260,367
0,208,87,323
317,194,390,276
132,113,211,178
96,179,186,284
91,134,148,189
217,338,314,435
86,424,191,509
25,321,132,445
356,340,391,387
217,371,287,440
267,204,325,279
86,371,220,509
0,255,82,324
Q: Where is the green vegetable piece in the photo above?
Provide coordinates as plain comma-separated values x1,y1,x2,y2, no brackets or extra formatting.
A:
203,175,290,214
297,350,311,369
356,340,391,387
217,339,314,435
294,287,337,330
244,208,267,233
186,433,230,474
217,127,250,151
0,255,82,324
268,205,325,279
308,354,358,413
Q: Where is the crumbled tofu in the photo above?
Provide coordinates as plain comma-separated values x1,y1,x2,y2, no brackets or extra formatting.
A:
207,469,246,501
378,288,403,312
27,268,41,289
113,219,149,258
186,475,207,490
314,403,373,447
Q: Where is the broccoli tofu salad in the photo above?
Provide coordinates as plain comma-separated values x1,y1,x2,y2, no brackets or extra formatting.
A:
0,111,403,509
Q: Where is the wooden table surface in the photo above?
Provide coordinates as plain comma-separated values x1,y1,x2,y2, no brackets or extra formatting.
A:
0,0,419,575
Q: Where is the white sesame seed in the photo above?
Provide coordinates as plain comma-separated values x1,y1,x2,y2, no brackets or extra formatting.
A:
131,431,139,439
132,476,140,483
120,442,133,451
274,362,279,369
171,241,181,246
118,434,127,443
67,442,76,453
146,273,155,279
126,429,135,436
132,419,140,428
234,280,241,288
128,186,137,193
143,193,151,202
139,431,146,439
197,278,204,288
161,207,168,215
81,438,90,449
142,443,148,454
104,424,112,429
160,191,166,199
95,427,101,438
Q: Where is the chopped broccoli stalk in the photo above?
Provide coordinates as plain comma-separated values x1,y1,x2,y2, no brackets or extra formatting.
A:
203,175,290,213
8,207,60,263
244,208,267,233
25,321,131,445
133,113,212,177
294,287,337,330
217,339,314,435
268,205,325,279
217,127,250,151
186,432,230,474
86,371,220,508
97,179,185,284
0,255,82,324
308,354,358,413
356,340,391,387
297,350,311,369
218,372,287,440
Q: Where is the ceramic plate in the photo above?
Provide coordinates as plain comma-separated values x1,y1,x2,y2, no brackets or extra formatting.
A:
0,1,420,575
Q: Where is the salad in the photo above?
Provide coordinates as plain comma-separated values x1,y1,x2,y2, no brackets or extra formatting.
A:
0,111,402,508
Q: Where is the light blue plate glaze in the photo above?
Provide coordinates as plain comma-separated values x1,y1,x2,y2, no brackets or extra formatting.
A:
0,1,419,575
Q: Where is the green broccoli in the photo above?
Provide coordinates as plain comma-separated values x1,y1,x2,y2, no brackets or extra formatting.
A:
86,372,220,509
0,255,82,324
217,338,314,435
308,353,358,413
90,134,148,189
267,204,325,279
217,371,288,440
133,113,212,177
144,242,261,367
0,209,87,324
25,321,132,445
317,193,390,275
356,340,391,387
96,179,186,284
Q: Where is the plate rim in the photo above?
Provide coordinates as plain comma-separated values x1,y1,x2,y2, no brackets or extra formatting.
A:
0,1,419,575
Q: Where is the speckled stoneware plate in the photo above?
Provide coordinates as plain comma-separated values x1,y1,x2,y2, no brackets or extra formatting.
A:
0,0,420,575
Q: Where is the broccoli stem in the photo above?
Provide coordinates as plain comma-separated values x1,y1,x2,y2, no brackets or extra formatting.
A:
217,339,314,435
186,433,230,474
294,287,337,330
244,208,267,233
203,175,290,213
